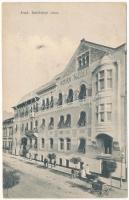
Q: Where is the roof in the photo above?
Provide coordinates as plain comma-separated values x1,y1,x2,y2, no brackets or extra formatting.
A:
14,91,39,108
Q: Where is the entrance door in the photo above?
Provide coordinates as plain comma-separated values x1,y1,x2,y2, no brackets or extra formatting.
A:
96,134,113,154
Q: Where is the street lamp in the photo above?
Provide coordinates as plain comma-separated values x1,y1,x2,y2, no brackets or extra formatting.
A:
120,152,125,189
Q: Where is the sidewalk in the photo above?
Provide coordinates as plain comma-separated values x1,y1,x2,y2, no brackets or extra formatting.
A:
6,153,128,190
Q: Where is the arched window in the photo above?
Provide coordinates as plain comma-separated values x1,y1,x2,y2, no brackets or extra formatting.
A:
46,98,49,109
30,121,33,130
48,117,54,129
41,119,45,128
58,93,63,106
66,138,71,150
79,84,86,100
35,120,38,129
42,100,45,110
50,138,54,149
65,114,71,128
58,116,64,128
41,138,45,148
35,102,38,112
60,138,64,150
78,138,86,153
15,124,18,132
67,89,73,103
78,111,86,127
50,96,54,108
21,124,24,132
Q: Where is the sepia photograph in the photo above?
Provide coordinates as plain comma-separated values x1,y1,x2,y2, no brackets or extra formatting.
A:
2,2,127,198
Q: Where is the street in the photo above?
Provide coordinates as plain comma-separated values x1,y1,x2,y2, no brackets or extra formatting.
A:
3,153,127,198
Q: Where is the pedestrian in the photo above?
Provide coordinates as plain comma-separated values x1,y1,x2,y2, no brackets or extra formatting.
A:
44,158,47,168
53,159,56,167
71,168,75,179
46,158,48,168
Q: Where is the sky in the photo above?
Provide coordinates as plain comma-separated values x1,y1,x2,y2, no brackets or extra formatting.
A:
3,2,126,113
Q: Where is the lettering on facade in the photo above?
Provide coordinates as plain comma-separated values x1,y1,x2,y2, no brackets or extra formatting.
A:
60,69,88,85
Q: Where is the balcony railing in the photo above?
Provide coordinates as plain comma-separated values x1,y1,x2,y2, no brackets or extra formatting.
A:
14,96,91,118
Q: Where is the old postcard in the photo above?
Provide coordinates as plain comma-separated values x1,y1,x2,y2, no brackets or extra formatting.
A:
2,2,127,198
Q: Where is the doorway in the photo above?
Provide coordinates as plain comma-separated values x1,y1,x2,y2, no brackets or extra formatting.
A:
96,134,113,154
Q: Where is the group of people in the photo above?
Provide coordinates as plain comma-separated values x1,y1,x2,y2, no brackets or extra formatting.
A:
71,163,97,180
43,158,56,168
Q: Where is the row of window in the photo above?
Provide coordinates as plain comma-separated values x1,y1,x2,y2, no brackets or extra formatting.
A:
96,103,112,122
41,137,86,153
78,51,89,69
41,138,70,150
3,127,13,137
19,111,87,132
14,84,88,118
95,69,113,92
3,141,13,149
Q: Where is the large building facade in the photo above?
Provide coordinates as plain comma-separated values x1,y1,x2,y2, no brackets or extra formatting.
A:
11,39,127,178
3,117,14,153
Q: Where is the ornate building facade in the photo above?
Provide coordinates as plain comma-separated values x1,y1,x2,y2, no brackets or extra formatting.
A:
12,39,127,179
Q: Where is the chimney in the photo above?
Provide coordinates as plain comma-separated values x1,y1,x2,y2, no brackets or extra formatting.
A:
80,38,86,43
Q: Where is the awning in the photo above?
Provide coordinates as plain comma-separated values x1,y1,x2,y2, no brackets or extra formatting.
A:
96,154,114,160
33,132,38,138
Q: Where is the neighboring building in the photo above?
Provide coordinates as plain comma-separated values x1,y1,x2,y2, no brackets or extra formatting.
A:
3,117,14,153
12,39,127,179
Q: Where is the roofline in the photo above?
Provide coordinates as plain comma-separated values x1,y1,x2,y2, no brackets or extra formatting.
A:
3,117,14,123
81,38,126,51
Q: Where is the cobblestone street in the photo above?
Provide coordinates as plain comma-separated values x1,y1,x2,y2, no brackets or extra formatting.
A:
3,153,128,198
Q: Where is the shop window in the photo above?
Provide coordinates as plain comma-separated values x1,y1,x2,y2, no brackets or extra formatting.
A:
66,138,71,150
58,116,65,128
67,89,73,103
78,84,86,100
48,117,54,129
65,114,71,128
58,93,63,106
42,138,45,148
50,138,54,149
60,138,64,150
78,111,86,127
